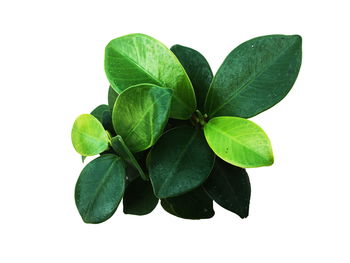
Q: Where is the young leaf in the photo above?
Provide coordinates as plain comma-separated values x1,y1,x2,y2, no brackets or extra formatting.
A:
108,86,118,111
123,177,158,216
112,84,172,153
91,104,114,133
170,45,213,112
105,33,196,119
205,35,302,118
149,126,215,198
75,154,125,223
203,159,251,218
71,114,109,156
111,136,147,181
161,187,214,220
204,117,273,168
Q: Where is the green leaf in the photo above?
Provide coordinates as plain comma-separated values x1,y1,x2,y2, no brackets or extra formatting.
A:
171,44,213,112
105,33,196,119
161,187,214,220
205,35,302,118
111,136,147,180
203,159,251,218
123,177,158,215
91,104,114,134
108,86,118,111
149,126,215,198
75,154,125,223
204,116,273,168
71,114,109,156
112,84,173,153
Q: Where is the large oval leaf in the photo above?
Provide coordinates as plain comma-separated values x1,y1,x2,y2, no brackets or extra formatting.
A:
105,33,196,119
71,114,109,156
123,177,158,216
75,154,125,223
161,187,214,220
205,35,302,118
112,84,172,153
204,117,273,168
170,45,213,112
149,126,215,198
203,159,251,218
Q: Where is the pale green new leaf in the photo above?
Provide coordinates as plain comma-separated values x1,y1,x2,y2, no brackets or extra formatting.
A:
112,84,172,153
105,33,196,119
204,117,273,168
71,114,109,156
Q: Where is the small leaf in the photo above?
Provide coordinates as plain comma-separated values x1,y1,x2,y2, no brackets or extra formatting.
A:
113,84,172,153
81,156,86,163
71,114,109,156
203,159,251,218
149,126,215,198
111,136,147,180
108,86,118,111
123,177,158,215
204,116,273,168
75,154,125,223
205,35,302,118
171,44,213,112
105,33,196,119
91,104,114,133
161,187,214,220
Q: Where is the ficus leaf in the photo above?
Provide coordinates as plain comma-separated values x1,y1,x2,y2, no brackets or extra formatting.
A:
71,114,109,156
105,33,196,119
91,104,114,134
112,84,172,153
204,116,273,168
161,187,214,220
111,136,147,181
75,154,125,223
123,177,158,216
203,159,251,218
205,35,302,118
108,86,118,111
149,126,215,198
170,45,213,112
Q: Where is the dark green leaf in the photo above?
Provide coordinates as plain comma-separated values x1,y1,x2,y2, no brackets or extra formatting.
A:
149,126,215,198
203,159,251,218
205,35,302,118
111,136,147,180
112,84,173,153
171,45,213,112
75,154,125,223
91,104,114,134
108,86,118,111
123,177,158,215
105,33,196,119
161,187,214,219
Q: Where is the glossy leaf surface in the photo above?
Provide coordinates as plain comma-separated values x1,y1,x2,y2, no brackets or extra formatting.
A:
75,154,125,223
204,117,273,168
105,33,196,119
161,187,214,219
171,45,213,112
113,84,172,153
203,159,251,218
205,35,302,118
149,126,215,198
111,136,147,180
71,114,109,156
123,177,158,215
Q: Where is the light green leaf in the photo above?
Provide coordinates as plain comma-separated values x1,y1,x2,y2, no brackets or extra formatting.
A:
105,33,196,119
112,84,172,153
205,35,302,118
204,117,273,168
75,154,125,223
149,126,215,198
71,114,109,156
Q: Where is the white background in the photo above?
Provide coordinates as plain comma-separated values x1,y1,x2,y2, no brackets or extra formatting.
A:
1,0,349,262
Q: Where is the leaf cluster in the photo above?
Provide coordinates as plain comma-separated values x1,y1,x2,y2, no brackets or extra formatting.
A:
71,33,302,223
